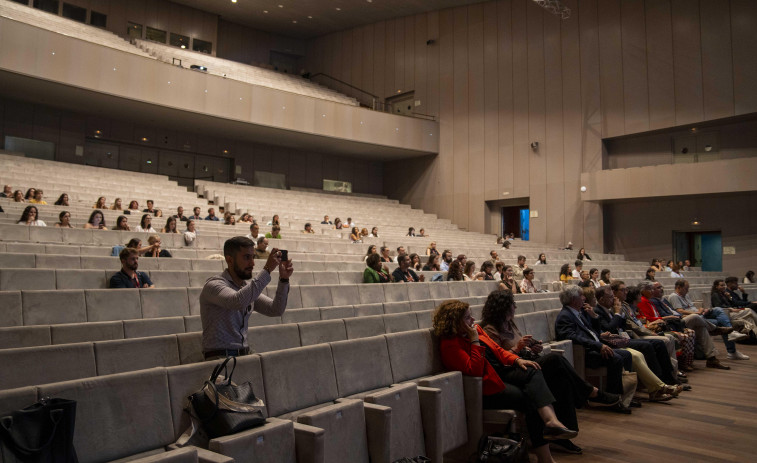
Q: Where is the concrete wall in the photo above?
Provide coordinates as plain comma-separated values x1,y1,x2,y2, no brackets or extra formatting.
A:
304,0,757,251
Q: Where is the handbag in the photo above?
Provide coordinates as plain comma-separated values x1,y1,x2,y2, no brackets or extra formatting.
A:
188,357,266,439
601,333,630,348
620,371,638,408
473,433,526,463
0,397,78,463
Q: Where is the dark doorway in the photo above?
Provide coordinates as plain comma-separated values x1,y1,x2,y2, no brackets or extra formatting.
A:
501,206,530,240
673,230,722,271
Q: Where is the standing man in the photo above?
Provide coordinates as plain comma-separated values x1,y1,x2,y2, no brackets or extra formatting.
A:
200,237,293,360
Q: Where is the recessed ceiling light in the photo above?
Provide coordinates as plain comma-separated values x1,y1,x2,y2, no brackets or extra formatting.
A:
336,7,341,11
167,81,171,84
51,52,55,55
180,45,186,49
113,67,117,71
308,15,313,18
278,4,284,8
141,137,149,142
231,0,237,3
263,10,268,13
292,20,297,23
223,149,229,154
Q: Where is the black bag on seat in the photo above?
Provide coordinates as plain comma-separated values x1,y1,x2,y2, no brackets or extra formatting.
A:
0,397,78,463
473,433,526,463
188,356,266,439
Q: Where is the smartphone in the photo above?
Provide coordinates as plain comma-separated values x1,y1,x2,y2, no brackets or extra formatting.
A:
280,249,288,261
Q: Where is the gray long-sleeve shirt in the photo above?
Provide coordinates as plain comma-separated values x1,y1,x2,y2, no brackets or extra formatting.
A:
200,269,289,352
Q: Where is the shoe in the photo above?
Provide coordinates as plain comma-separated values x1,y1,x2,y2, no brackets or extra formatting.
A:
587,391,621,407
550,439,582,454
543,425,578,440
711,326,734,336
681,384,692,391
706,357,731,370
676,375,688,384
728,332,748,342
727,351,750,360
662,384,683,397
609,403,632,414
682,365,695,372
629,400,642,408
648,390,674,402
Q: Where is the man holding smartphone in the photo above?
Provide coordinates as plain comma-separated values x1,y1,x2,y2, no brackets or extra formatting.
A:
200,236,293,360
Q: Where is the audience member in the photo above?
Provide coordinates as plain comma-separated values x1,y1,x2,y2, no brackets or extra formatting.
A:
24,188,36,201
456,254,468,268
589,269,601,288
349,227,362,243
409,253,422,271
426,242,439,256
423,254,441,272
13,190,24,202
143,200,156,214
645,268,656,281
520,268,544,293
111,198,123,210
55,211,73,228
650,259,663,272
364,245,378,262
155,209,165,218
379,246,392,263
200,237,291,360
555,286,632,405
190,207,202,221
666,279,733,369
494,262,505,281
84,210,108,229
585,287,680,401
370,227,379,238
266,225,282,239
109,248,154,288
115,215,130,231
128,200,139,211
642,283,697,377
664,260,674,271
173,206,188,222
184,220,197,246
29,189,47,205
564,241,574,250
535,253,547,265
593,286,679,387
669,263,684,278
463,261,478,281
205,208,220,221
321,215,332,225
94,196,106,209
392,254,424,282
490,250,501,264
246,223,264,242
571,260,583,279
345,217,356,228
264,214,279,226
559,264,573,282
299,222,314,234
254,237,270,259
407,227,416,237
713,279,757,339
447,260,464,281
239,213,252,224
223,212,236,225
499,265,521,293
162,217,179,233
360,228,369,238
576,248,591,261
479,261,495,280
144,235,171,258
434,300,578,463
17,205,46,226
418,228,427,237
363,253,392,283
440,250,453,271
600,269,612,286
722,277,757,311
578,270,592,288
502,240,511,249
480,289,619,454
514,255,528,279
333,218,343,229
0,185,11,197
743,271,754,284
136,214,156,233
54,193,69,206
683,260,692,271
394,246,406,262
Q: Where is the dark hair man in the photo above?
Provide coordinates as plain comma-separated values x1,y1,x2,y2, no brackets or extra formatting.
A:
109,248,154,288
392,253,425,283
200,236,293,360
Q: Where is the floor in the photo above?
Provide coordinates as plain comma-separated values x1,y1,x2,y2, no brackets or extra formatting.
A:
549,342,757,463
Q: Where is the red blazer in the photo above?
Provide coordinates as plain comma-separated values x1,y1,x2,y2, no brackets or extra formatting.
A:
637,296,662,322
439,325,520,396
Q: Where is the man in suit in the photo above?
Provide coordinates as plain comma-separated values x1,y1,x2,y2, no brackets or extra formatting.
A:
555,285,632,411
593,286,679,386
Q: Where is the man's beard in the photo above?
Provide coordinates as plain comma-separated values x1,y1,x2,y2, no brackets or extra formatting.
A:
234,263,253,280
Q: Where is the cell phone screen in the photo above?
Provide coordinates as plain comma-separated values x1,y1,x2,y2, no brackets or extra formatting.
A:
280,250,288,261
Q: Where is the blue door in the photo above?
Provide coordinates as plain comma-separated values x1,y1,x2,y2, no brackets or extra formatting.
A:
519,209,530,241
700,232,722,271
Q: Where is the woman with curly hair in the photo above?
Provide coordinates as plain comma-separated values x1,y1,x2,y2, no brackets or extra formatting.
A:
433,299,578,463
559,264,573,282
480,290,619,455
447,260,464,281
363,253,392,283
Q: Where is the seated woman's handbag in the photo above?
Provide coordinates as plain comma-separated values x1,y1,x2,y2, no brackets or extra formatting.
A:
186,357,266,440
0,397,78,463
473,433,526,462
601,332,631,348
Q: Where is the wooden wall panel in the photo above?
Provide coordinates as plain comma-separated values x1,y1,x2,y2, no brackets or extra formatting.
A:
384,20,396,98
483,1,500,203
732,0,757,114
699,0,734,120
437,9,455,222
496,0,514,198
620,0,650,134
597,0,625,138
373,21,386,101
426,11,441,118
544,8,565,247
645,0,676,130
467,4,486,233
452,7,470,229
404,16,415,94
671,0,704,125
511,0,529,199
414,15,428,116
526,0,547,243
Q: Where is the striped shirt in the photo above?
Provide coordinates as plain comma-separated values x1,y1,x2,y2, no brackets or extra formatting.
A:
200,269,289,352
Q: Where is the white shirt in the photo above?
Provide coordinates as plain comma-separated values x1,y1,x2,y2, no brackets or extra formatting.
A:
184,230,196,245
246,233,265,242
136,226,156,233
535,261,546,265
20,220,46,227
346,221,356,228
571,269,581,279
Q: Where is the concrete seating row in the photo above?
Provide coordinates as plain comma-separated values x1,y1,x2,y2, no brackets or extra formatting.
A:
0,328,483,463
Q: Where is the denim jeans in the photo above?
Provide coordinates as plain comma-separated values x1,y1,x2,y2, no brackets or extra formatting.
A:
705,307,735,353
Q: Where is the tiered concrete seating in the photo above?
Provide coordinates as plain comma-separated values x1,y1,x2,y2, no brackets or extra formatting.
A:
134,39,359,107
0,0,154,58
